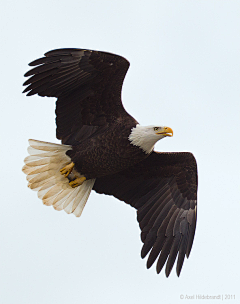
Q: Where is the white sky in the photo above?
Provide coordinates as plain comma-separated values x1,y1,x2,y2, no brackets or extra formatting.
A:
1,1,240,303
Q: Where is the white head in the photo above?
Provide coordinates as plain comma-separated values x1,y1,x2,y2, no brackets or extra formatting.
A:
128,124,173,154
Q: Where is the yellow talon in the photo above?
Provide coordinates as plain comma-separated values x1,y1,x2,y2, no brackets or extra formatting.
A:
69,176,86,188
60,162,75,177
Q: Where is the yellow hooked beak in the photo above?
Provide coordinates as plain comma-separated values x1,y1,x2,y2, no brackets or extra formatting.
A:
156,126,173,137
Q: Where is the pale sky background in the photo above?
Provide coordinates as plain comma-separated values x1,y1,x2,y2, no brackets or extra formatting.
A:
0,1,240,303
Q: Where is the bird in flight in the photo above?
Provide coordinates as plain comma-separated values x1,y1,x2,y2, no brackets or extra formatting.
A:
22,48,198,277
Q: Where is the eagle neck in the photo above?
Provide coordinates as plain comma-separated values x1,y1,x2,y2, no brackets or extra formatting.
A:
128,124,155,154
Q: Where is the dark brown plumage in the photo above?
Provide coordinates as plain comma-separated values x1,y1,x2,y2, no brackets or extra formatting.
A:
23,48,134,145
23,48,198,277
94,152,197,276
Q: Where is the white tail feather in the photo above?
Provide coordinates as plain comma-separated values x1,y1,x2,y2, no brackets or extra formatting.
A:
23,139,95,217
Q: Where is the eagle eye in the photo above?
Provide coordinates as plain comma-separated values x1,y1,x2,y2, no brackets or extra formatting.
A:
154,127,159,131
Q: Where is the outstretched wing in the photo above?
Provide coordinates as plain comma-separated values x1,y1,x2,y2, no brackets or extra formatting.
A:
23,48,134,145
93,151,198,277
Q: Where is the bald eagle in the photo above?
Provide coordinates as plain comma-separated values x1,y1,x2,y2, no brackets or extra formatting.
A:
22,48,197,277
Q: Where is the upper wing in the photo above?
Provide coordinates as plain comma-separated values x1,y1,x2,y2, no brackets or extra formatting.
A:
23,48,134,145
93,151,198,277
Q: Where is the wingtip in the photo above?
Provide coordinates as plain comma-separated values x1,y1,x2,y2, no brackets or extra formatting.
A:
165,263,174,277
146,259,153,269
165,269,171,278
26,90,35,96
140,245,149,259
176,260,184,277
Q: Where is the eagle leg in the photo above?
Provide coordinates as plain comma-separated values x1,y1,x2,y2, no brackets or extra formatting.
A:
69,176,86,188
60,162,75,177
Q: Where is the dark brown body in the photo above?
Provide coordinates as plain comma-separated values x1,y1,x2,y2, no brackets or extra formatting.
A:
67,120,148,179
